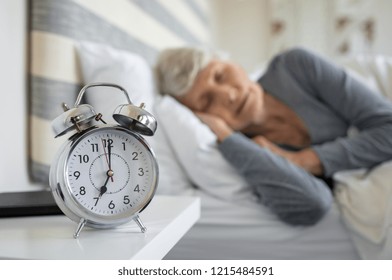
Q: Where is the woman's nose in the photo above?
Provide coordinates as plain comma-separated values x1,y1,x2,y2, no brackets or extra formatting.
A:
214,85,239,104
227,85,248,104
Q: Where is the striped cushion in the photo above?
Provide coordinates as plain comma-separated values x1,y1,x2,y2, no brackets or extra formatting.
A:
29,0,211,184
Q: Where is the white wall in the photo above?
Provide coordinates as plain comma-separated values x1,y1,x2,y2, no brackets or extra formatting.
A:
210,0,270,73
210,0,392,72
0,0,41,191
371,0,392,56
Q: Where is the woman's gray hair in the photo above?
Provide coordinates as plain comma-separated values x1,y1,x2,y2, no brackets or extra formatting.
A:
154,47,215,97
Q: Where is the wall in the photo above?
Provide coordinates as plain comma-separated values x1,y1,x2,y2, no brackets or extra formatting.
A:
371,0,392,56
0,0,41,191
211,0,392,73
210,0,270,73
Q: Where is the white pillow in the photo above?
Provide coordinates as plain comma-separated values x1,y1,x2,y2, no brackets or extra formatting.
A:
76,42,192,195
155,95,255,203
339,55,392,100
77,41,155,122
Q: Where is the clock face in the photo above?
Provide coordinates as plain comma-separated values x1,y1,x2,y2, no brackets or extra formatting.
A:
65,127,157,219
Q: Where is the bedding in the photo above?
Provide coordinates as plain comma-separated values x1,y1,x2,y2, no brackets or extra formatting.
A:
164,196,359,259
334,162,392,260
332,56,392,260
154,92,359,260
155,95,255,203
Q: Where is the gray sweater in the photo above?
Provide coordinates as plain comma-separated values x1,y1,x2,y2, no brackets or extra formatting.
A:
218,48,392,225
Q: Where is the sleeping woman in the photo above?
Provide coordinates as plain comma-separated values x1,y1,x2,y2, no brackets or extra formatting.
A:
154,47,392,226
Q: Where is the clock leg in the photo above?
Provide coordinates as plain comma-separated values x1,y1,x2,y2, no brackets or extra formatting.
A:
73,218,87,239
133,215,147,233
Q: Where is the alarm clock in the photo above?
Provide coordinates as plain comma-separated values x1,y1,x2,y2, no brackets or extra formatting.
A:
49,83,159,238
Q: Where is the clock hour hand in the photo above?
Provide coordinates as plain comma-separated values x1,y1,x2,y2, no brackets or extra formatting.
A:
99,169,114,198
99,174,110,198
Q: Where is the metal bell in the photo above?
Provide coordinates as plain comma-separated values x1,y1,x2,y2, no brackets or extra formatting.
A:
52,104,97,137
51,82,157,137
113,103,157,136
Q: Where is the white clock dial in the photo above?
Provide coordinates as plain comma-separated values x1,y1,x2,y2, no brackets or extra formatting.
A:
65,127,157,219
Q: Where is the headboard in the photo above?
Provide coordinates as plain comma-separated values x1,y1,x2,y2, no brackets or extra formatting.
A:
29,0,211,184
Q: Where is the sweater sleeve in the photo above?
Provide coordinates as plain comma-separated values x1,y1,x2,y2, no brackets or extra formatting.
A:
218,132,333,225
275,48,392,177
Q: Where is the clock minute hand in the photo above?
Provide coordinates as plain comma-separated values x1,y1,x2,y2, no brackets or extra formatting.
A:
108,141,112,170
101,139,114,182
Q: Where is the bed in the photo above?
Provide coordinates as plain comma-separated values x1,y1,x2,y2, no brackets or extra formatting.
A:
29,0,392,260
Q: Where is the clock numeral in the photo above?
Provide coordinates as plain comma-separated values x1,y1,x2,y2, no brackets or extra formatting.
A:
102,138,114,148
132,152,138,160
134,184,140,192
91,143,99,152
123,195,131,205
122,142,126,151
79,186,86,195
73,171,80,180
138,168,144,176
93,197,100,206
78,154,89,163
108,200,115,209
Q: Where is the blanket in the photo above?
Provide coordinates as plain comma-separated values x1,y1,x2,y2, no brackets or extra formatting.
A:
334,162,392,259
334,55,392,259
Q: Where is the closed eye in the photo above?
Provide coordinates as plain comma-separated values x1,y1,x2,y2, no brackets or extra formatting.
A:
214,70,225,83
197,94,212,112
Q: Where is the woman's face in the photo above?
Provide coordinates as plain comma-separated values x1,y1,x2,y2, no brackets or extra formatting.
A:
177,59,265,131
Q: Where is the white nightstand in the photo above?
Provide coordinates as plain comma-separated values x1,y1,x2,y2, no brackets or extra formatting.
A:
0,195,200,260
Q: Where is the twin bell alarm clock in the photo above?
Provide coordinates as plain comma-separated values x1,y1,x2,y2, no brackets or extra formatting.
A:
49,83,159,238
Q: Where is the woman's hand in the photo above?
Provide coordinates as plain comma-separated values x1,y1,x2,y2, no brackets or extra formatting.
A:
252,136,324,176
196,112,233,142
195,114,324,175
